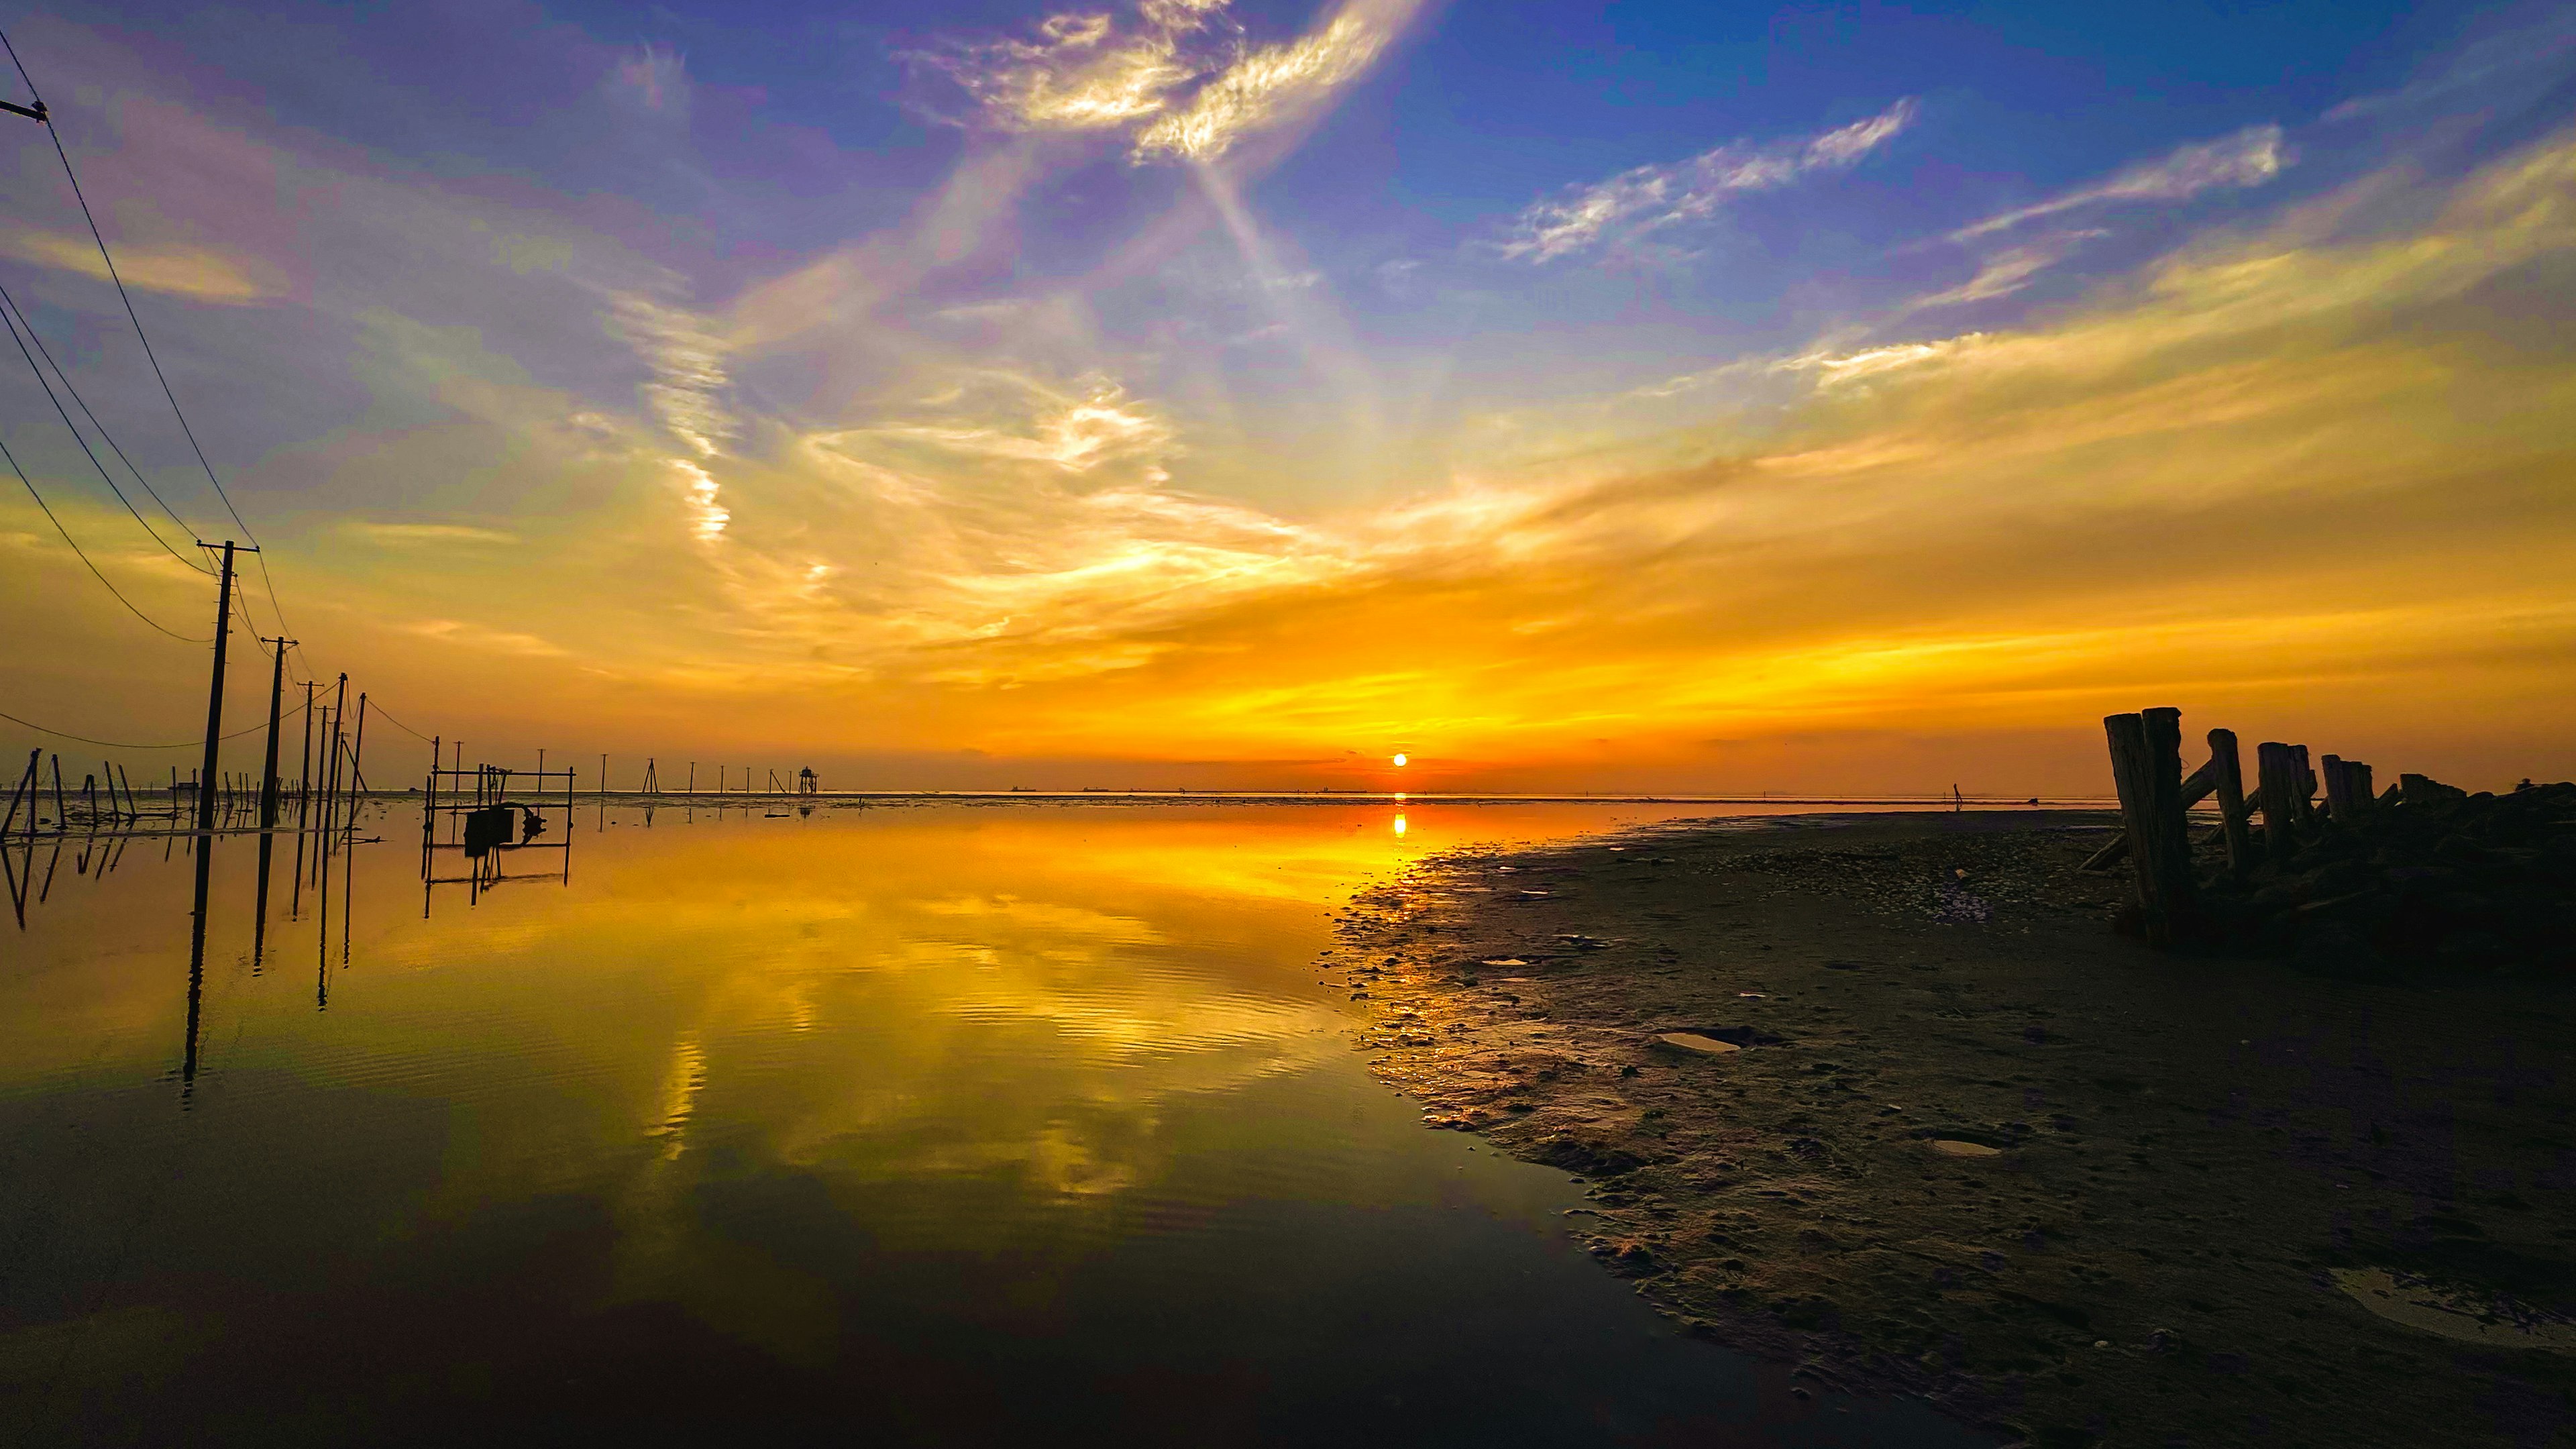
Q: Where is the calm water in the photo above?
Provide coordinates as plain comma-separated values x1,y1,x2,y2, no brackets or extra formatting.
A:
1,801,1983,1446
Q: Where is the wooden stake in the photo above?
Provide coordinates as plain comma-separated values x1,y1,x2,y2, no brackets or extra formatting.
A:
2103,707,2196,947
2206,728,2251,877
2256,742,2302,867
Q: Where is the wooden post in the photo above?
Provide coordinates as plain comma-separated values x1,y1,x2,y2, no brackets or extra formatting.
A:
324,674,347,832
297,682,317,825
2256,742,2301,867
194,541,239,839
2104,707,2196,947
350,693,368,796
2347,761,2373,816
51,754,68,831
259,638,290,829
2291,746,2317,828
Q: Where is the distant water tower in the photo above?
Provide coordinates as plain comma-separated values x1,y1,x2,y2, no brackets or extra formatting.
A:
798,767,818,797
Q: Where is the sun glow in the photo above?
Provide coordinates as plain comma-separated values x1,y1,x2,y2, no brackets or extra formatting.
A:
1391,753,1407,767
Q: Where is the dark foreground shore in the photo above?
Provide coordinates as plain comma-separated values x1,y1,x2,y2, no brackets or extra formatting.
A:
1330,811,2576,1448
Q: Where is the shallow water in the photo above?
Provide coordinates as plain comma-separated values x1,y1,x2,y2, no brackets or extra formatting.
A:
1,801,1984,1445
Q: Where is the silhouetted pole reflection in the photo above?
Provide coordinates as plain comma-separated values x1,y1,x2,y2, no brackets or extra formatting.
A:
252,828,274,973
183,824,212,1104
4,843,25,928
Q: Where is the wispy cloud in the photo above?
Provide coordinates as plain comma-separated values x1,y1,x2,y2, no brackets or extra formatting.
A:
1497,100,1917,263
916,0,1416,162
1908,230,2104,309
1130,1,1407,160
1951,125,2290,241
606,44,692,121
605,287,733,458
5,231,282,304
345,522,520,545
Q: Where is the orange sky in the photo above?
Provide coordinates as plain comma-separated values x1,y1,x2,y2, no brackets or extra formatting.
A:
2,7,2571,796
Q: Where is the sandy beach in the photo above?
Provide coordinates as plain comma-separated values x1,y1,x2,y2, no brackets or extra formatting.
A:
1329,811,2576,1448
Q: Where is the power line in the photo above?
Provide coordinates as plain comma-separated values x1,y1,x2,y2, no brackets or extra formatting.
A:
1,698,307,751
0,428,206,642
0,280,202,544
0,283,209,574
361,696,437,743
0,25,293,637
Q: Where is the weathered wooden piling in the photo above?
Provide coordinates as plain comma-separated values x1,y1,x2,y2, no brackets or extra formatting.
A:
2204,729,2252,876
2321,755,2371,822
2255,742,2304,866
2104,707,2198,946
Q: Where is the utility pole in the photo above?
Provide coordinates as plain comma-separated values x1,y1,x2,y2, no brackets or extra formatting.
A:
324,672,348,831
297,682,317,825
193,542,248,838
259,637,293,829
350,692,369,795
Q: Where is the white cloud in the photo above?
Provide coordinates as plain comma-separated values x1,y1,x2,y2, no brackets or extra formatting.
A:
604,286,733,458
918,0,1421,164
1497,99,1918,263
1130,2,1402,160
1951,125,2290,241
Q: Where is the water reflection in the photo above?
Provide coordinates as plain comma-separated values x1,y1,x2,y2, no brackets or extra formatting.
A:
0,804,1986,1446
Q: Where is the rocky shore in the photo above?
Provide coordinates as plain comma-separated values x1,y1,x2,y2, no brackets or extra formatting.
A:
1328,811,2576,1448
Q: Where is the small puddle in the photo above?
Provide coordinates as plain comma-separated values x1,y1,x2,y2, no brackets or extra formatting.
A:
1652,1032,1741,1057
1927,1139,2004,1158
2330,1269,2576,1352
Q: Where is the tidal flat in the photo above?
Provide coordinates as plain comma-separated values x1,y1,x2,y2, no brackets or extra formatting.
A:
1334,811,2576,1448
1,800,1996,1446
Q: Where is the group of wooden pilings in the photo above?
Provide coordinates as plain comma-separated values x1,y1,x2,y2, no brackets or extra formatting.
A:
0,745,357,841
2093,706,2416,947
1,751,157,837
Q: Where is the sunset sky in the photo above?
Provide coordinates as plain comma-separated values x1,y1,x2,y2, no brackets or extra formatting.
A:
2,0,2571,794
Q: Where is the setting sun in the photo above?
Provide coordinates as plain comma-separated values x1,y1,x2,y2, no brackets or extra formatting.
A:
1391,754,1407,767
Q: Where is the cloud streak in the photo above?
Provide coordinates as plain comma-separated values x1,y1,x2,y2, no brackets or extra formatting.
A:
1951,125,2291,240
1497,100,1917,262
920,0,1419,163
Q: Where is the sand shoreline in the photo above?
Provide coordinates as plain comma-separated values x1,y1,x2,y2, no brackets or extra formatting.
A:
1328,811,2576,1448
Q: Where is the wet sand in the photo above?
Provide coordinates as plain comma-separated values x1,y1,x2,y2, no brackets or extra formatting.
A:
1328,811,2576,1448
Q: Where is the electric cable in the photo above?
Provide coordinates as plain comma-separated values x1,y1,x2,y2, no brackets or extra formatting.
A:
0,25,293,635
0,429,205,642
0,285,208,574
0,698,305,751
0,281,201,545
